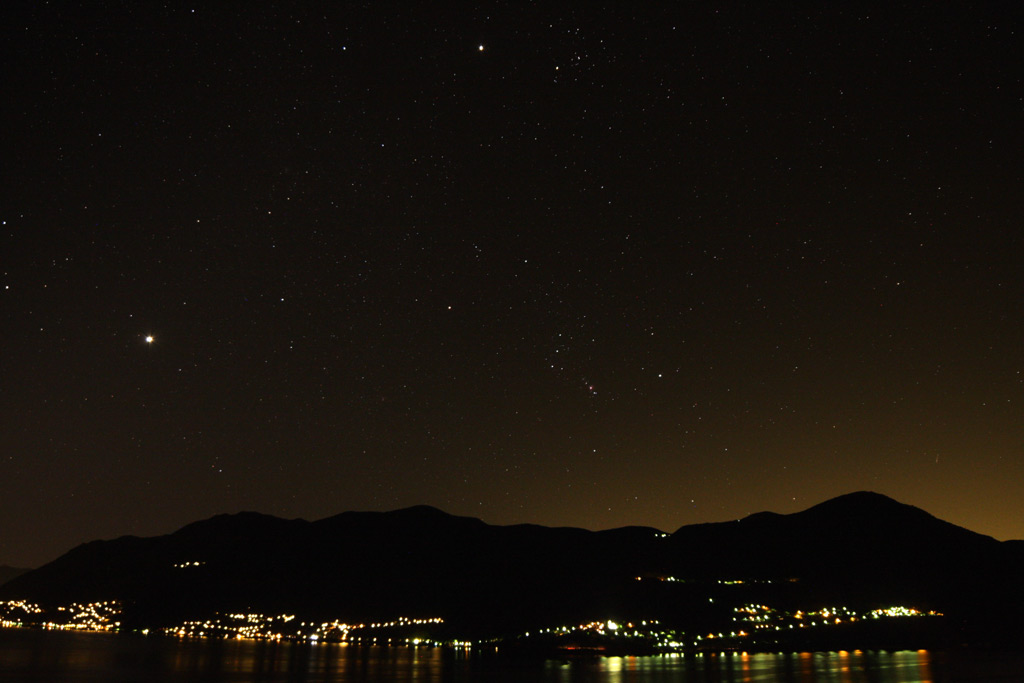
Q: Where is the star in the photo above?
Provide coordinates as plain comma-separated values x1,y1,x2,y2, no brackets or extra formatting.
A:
144,335,154,344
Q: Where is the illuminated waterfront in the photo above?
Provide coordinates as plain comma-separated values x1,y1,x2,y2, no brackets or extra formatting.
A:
0,599,945,652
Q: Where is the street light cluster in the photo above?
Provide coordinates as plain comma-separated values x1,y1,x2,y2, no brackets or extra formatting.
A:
0,600,122,632
161,612,444,642
0,596,944,652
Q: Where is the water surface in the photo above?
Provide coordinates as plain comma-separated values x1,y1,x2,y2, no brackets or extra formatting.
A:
0,630,1019,681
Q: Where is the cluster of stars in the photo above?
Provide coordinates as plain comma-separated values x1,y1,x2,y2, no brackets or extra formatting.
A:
0,1,1021,568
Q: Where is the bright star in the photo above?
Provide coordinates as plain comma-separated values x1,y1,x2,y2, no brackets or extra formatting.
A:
478,44,485,51
145,335,154,344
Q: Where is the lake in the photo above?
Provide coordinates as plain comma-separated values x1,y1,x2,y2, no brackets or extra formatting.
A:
0,630,1020,681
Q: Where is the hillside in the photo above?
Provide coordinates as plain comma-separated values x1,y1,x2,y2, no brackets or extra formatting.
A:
2,492,1021,645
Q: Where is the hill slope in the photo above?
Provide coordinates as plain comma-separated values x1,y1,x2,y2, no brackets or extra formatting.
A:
2,492,1021,642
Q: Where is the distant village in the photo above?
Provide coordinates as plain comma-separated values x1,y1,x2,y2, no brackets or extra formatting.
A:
0,597,941,654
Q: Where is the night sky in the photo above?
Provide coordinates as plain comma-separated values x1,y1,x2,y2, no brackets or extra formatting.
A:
2,2,1022,568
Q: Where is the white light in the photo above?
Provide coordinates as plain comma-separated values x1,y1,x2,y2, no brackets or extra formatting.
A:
145,335,154,344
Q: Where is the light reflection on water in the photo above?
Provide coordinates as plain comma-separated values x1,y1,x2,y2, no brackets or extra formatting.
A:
0,630,1015,682
571,649,936,683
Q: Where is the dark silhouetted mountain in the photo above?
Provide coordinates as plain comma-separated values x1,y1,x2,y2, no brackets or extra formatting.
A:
0,565,31,587
663,491,1023,640
2,492,1021,643
668,491,998,586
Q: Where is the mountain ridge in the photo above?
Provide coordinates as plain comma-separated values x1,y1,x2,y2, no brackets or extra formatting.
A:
2,491,1021,645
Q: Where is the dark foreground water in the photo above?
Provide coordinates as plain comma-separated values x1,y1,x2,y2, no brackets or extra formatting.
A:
0,630,1020,682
